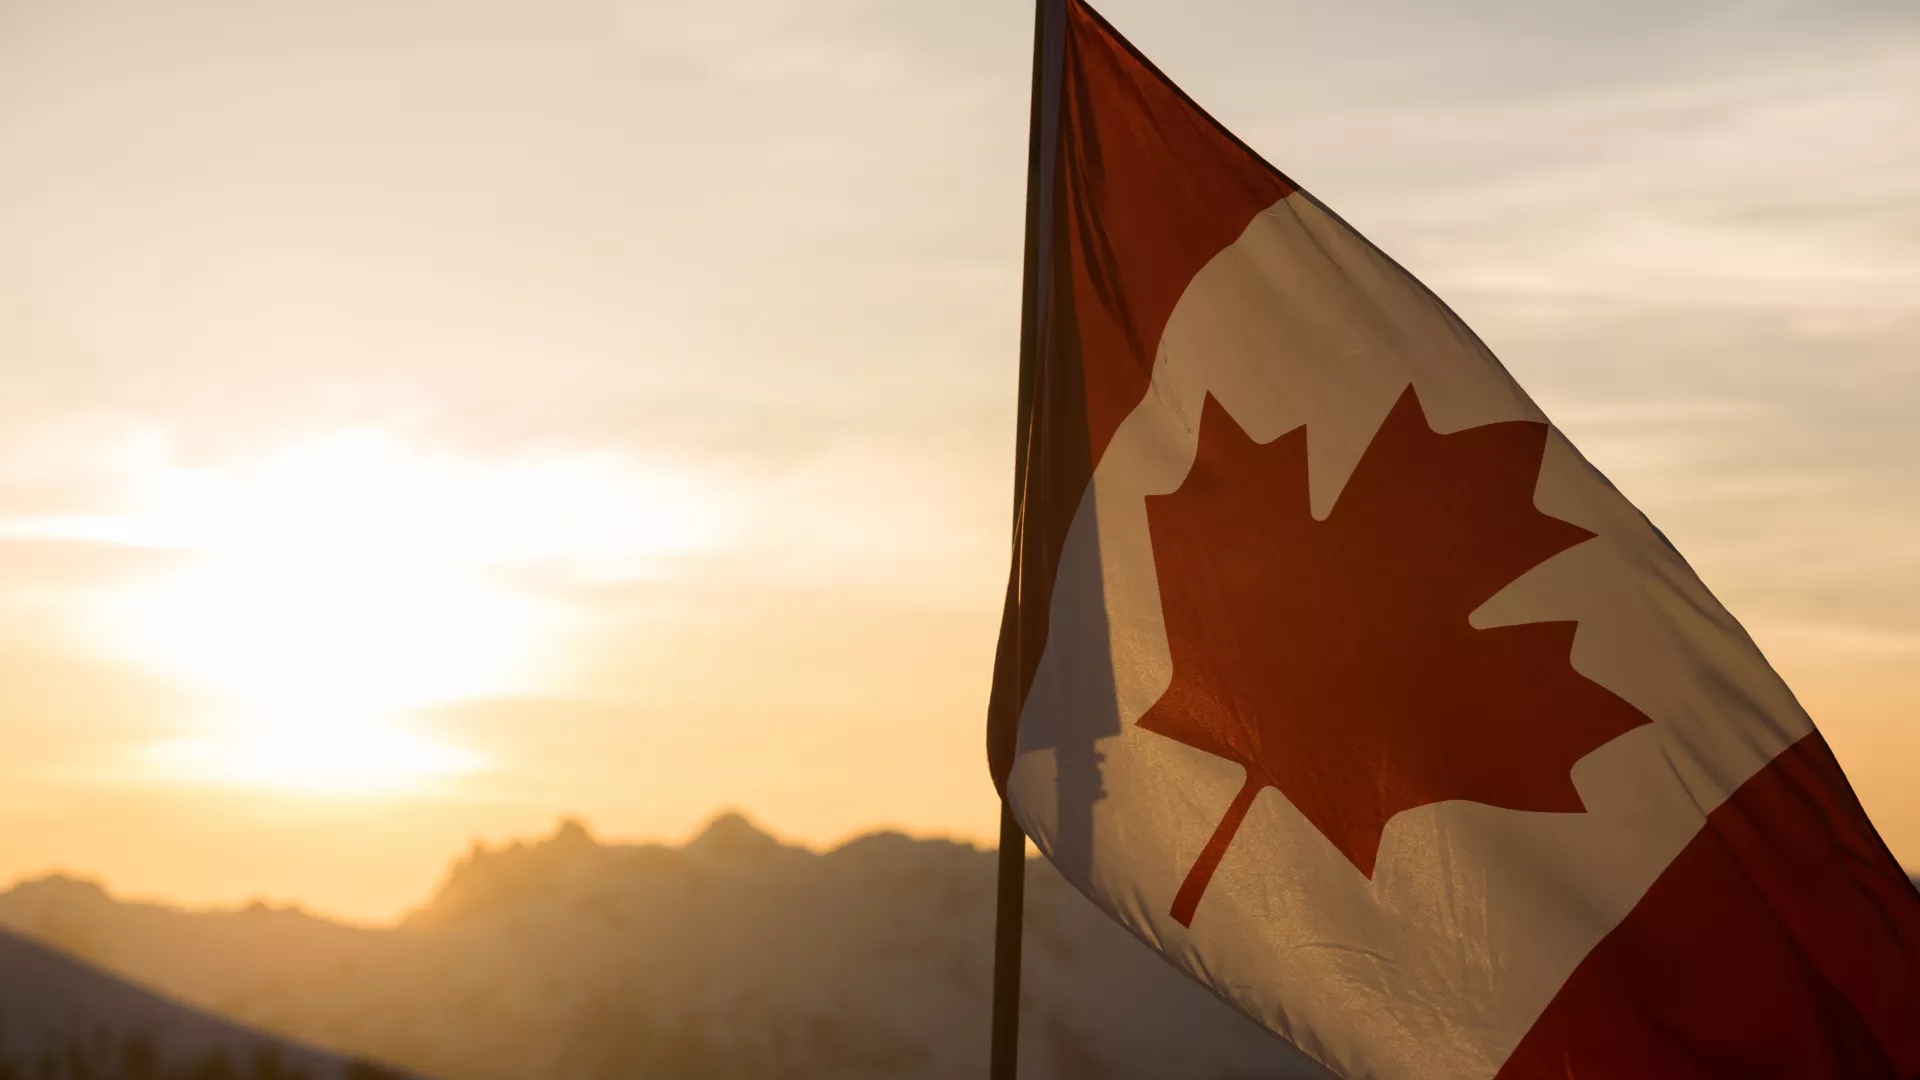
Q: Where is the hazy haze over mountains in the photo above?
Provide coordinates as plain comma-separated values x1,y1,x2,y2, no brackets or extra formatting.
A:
0,815,1330,1080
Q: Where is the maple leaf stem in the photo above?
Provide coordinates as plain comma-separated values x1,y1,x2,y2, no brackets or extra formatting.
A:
1171,772,1264,927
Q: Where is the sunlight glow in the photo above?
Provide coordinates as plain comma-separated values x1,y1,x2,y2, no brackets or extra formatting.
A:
145,723,484,796
44,428,726,796
118,548,537,719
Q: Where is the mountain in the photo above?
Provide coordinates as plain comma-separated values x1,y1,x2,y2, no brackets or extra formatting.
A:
0,816,1329,1080
0,920,410,1080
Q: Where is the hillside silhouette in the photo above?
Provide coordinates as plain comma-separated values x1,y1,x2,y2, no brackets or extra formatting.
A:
0,924,410,1080
0,815,1329,1080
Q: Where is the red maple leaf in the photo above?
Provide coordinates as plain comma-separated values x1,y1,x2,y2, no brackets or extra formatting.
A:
1139,386,1649,926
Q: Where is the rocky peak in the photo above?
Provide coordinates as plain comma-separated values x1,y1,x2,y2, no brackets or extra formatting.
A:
407,818,609,927
685,810,786,862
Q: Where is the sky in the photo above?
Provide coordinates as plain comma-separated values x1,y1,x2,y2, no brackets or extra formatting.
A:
0,0,1915,923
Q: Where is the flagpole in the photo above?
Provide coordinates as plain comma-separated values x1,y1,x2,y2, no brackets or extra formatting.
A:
990,2,1064,1079
988,801,1027,1080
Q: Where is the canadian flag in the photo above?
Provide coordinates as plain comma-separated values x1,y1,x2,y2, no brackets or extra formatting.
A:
987,2,1920,1077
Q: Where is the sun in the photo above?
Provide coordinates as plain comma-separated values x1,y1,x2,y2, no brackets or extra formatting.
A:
132,538,535,703
93,431,559,795
114,544,531,795
48,426,723,796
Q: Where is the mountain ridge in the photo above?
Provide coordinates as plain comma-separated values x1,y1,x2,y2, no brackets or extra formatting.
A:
1,814,1329,1080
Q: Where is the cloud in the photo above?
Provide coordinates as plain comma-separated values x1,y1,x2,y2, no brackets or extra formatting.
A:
1276,41,1920,315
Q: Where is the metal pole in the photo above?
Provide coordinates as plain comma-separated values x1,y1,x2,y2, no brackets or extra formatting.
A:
989,1,1061,1076
988,800,1028,1080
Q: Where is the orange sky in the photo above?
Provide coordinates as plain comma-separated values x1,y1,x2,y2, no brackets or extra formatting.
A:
1,0,1916,922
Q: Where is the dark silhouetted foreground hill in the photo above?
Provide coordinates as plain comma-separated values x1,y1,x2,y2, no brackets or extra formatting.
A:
0,816,1330,1080
0,925,411,1080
